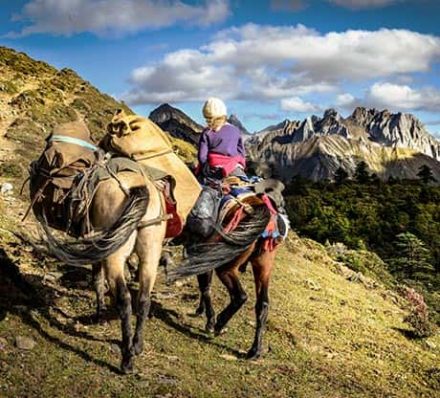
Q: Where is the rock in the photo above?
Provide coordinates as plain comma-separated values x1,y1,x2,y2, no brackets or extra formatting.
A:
220,354,238,361
15,336,36,350
304,279,321,291
0,337,8,351
425,340,437,350
149,103,202,145
0,183,13,196
44,272,63,283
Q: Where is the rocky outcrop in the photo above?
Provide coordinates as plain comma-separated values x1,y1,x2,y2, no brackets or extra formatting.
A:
349,107,440,160
247,107,440,182
149,103,203,145
149,105,253,145
228,114,250,136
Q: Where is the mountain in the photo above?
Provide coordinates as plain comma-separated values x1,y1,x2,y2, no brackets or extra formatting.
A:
0,47,196,177
149,104,252,144
248,108,440,181
149,103,203,145
0,46,133,172
227,114,250,136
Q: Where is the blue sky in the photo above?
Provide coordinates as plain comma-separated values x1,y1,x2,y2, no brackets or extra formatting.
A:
0,0,439,136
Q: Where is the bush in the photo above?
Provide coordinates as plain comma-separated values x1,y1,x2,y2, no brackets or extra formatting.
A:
0,162,23,178
403,287,435,338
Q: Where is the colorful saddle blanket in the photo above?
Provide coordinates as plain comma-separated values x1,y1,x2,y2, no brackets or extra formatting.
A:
217,180,289,251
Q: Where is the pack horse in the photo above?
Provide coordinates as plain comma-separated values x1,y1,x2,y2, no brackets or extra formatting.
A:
28,115,200,373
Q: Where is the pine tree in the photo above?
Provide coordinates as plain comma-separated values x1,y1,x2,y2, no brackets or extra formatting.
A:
354,161,370,184
390,232,435,282
334,167,349,185
417,165,436,184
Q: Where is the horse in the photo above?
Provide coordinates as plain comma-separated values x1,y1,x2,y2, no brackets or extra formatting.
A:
168,194,282,359
29,115,201,374
37,169,167,373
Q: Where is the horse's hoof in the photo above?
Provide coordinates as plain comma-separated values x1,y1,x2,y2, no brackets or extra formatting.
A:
133,340,143,356
246,348,261,360
93,314,107,325
195,307,205,316
120,358,134,374
205,323,215,334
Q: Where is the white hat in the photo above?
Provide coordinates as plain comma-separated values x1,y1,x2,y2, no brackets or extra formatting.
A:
202,97,227,118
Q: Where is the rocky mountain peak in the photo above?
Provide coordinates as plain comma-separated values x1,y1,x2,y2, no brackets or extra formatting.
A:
248,105,440,182
228,114,250,135
149,103,203,144
323,108,341,121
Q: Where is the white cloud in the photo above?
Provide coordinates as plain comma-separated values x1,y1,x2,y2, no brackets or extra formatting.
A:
336,93,356,107
367,83,440,112
8,0,229,37
328,0,402,9
333,83,440,113
281,97,320,112
123,23,440,109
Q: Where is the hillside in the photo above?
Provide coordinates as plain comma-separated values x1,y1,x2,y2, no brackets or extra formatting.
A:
0,47,196,178
0,47,439,397
1,205,439,397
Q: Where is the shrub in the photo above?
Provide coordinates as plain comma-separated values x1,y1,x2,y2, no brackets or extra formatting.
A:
403,287,435,338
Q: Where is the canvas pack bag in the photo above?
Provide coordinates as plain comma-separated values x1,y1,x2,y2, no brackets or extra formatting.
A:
29,120,100,235
101,110,201,223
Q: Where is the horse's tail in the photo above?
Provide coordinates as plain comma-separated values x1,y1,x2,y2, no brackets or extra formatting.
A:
167,204,271,281
40,186,148,266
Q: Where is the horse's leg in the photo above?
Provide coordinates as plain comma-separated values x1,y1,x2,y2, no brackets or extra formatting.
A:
214,269,247,335
247,247,277,360
104,234,137,373
212,245,255,335
195,271,216,332
92,262,107,322
132,224,165,355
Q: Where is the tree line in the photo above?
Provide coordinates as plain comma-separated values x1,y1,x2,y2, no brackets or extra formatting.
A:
284,163,440,323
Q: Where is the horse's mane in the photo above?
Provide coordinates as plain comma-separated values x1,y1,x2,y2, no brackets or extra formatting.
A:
167,203,271,281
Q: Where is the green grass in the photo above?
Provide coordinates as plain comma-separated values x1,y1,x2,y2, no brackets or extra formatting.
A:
0,227,438,398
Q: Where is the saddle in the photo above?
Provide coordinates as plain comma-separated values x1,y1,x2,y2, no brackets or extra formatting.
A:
187,175,289,250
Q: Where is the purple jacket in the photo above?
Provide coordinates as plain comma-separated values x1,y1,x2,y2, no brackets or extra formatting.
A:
197,123,245,165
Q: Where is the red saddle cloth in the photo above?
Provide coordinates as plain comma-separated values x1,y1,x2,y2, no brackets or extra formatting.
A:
164,196,183,238
221,193,281,252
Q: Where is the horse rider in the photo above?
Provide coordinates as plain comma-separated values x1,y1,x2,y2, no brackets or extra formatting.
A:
196,97,246,181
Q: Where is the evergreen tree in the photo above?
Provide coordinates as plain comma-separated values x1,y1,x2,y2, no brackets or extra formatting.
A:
354,161,370,184
417,165,436,184
389,232,435,282
334,167,349,185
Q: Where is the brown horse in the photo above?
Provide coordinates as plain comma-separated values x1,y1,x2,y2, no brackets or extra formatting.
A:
38,170,167,373
168,195,281,359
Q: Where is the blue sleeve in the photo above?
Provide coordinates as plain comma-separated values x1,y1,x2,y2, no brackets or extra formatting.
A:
198,131,209,165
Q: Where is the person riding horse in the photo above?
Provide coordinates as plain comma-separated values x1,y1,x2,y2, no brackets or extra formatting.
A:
196,97,246,181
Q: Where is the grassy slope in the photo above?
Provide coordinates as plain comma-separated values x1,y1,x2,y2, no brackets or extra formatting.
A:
0,46,438,397
0,213,439,397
